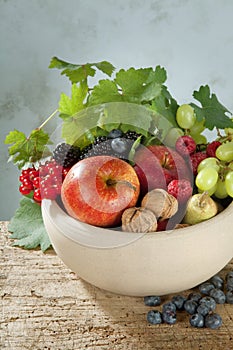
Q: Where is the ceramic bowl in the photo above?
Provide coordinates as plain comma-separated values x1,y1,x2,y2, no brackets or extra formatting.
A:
42,198,233,296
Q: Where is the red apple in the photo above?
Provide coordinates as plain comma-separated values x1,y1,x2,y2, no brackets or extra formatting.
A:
133,145,193,196
61,155,140,227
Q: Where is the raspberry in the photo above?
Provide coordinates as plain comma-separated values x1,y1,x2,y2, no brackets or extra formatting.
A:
206,141,222,157
167,179,193,203
175,135,196,157
190,152,207,175
38,160,64,201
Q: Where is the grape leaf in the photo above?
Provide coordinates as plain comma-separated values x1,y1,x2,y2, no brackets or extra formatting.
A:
49,56,115,84
150,86,179,127
88,66,167,106
115,67,164,103
5,128,52,169
147,65,167,84
59,82,88,119
88,80,123,106
191,85,233,130
8,197,51,252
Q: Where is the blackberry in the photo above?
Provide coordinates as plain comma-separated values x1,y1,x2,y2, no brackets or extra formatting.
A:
53,143,80,168
81,138,117,159
124,130,141,141
78,130,143,161
79,144,93,160
93,136,108,145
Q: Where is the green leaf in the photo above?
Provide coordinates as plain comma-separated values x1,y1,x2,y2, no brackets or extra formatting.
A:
191,85,232,130
93,61,115,76
150,86,179,127
5,129,52,169
115,67,163,103
8,197,51,252
59,82,88,119
88,80,123,106
49,56,115,84
147,65,167,84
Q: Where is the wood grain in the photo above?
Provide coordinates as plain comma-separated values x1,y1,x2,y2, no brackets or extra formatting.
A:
1,221,233,350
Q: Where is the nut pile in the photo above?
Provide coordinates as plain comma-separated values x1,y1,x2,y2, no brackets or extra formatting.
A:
121,188,179,233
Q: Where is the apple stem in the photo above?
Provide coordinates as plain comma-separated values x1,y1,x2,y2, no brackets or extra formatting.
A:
106,178,137,191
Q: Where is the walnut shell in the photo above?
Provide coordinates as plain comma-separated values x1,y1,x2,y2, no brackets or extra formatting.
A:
121,207,157,233
141,188,178,220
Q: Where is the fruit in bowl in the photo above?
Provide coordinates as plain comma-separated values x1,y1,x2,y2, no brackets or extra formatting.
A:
40,101,233,296
5,58,233,296
61,155,140,227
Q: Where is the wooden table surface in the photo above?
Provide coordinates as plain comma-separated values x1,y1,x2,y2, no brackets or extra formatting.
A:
1,221,233,350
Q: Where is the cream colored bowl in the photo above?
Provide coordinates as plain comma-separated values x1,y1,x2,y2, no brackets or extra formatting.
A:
42,199,233,297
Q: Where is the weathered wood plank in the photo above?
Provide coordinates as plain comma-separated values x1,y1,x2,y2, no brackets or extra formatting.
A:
1,221,233,350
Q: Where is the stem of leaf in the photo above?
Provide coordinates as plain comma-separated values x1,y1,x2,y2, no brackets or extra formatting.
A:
38,109,59,130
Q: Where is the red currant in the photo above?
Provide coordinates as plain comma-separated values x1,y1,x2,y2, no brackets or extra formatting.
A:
19,184,32,195
21,168,33,177
29,169,39,181
22,178,34,190
19,174,29,182
32,176,40,188
33,188,42,202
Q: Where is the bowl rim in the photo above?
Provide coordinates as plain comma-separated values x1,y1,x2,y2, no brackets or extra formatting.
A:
42,198,233,250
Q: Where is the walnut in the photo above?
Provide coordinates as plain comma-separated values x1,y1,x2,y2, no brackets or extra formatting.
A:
141,188,178,220
121,207,157,233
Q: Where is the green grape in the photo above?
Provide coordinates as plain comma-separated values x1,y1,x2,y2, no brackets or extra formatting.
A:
225,171,233,197
214,179,228,199
189,119,205,134
229,162,233,171
224,127,233,136
198,184,217,196
176,104,196,129
197,157,220,173
216,141,233,162
190,132,207,145
195,167,219,191
163,127,184,147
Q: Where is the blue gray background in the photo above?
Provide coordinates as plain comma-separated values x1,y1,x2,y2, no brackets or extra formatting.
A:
1,0,233,219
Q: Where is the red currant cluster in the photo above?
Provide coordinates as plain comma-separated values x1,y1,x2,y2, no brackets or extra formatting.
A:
19,159,70,204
